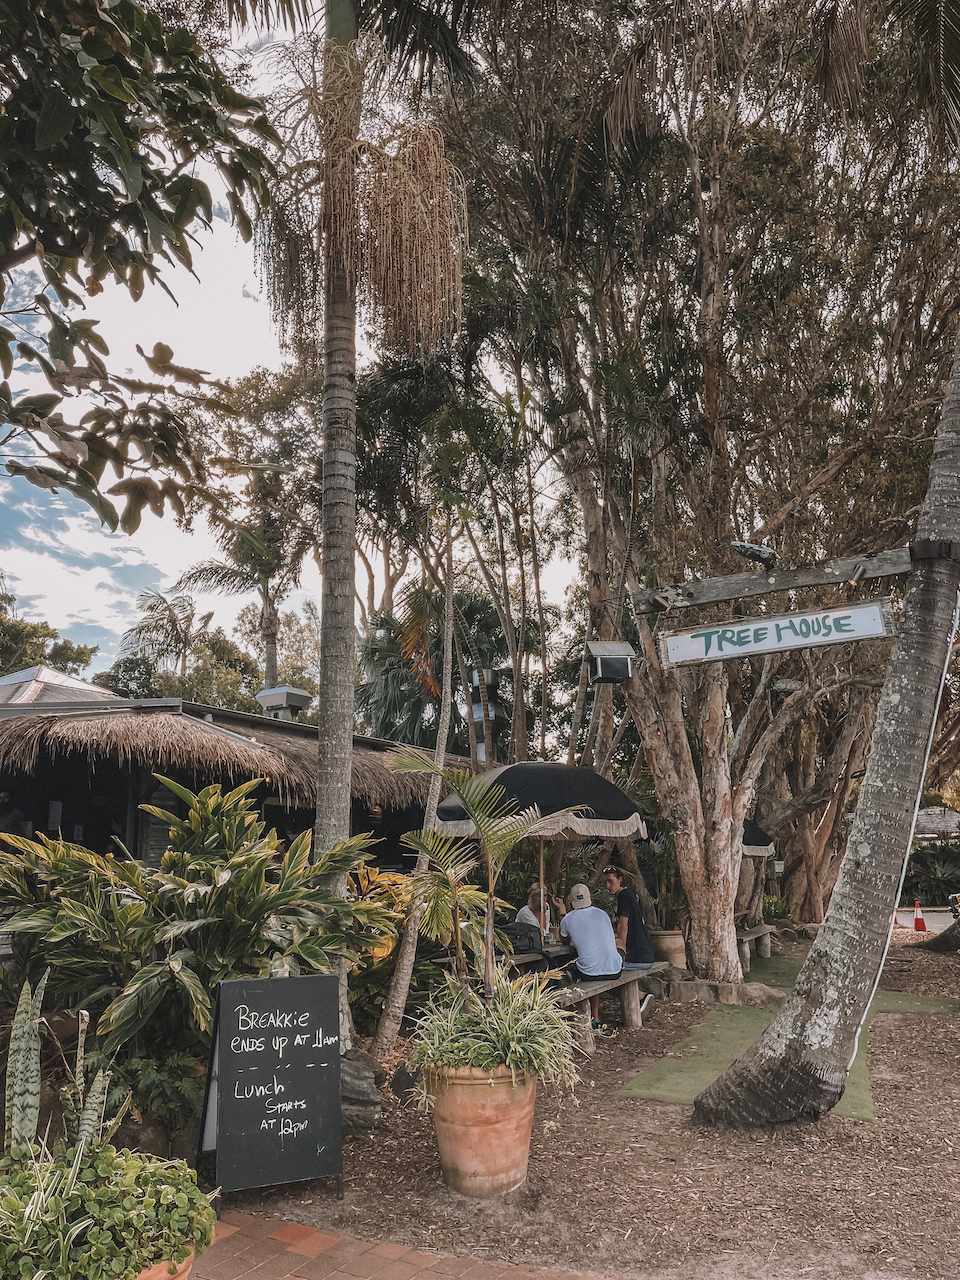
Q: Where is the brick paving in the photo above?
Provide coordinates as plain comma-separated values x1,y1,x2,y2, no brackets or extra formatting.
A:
194,1214,607,1280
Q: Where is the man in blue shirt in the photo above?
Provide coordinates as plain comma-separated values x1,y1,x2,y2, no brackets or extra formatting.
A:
553,883,622,1023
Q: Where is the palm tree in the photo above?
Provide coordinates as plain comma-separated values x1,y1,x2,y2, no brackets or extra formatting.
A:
119,591,213,678
390,748,545,1011
257,4,475,863
176,560,286,691
693,0,960,1125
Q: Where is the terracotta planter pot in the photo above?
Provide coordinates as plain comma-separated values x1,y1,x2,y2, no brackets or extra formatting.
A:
426,1065,537,1197
136,1251,193,1280
651,929,687,967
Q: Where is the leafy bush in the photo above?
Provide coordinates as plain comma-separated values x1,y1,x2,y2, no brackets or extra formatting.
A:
762,896,791,923
0,1144,215,1280
0,778,397,1065
902,844,960,906
1,974,214,1279
97,1054,207,1139
349,941,449,1038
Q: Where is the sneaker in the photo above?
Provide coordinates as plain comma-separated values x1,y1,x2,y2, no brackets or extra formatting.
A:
639,993,655,1019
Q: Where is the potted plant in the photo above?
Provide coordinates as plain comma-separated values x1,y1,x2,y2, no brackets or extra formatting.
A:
411,969,578,1197
391,751,578,1197
0,974,216,1280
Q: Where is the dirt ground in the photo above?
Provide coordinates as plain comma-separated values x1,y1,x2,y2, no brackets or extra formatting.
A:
225,932,960,1280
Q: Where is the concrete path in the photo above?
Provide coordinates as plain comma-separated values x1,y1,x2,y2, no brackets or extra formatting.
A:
195,1214,604,1280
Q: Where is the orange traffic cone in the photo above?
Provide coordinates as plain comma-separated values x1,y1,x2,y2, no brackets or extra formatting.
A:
913,901,927,931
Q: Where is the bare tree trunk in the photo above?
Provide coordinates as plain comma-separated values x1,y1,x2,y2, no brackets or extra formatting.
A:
695,331,960,1125
372,518,456,1060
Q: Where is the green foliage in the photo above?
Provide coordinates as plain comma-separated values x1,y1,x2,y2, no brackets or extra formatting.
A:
0,1144,216,1279
356,593,507,752
902,844,960,905
4,972,47,1154
410,969,578,1087
349,941,449,1038
96,1055,205,1139
92,655,160,699
762,896,791,924
0,777,397,1062
393,749,550,1006
0,0,278,527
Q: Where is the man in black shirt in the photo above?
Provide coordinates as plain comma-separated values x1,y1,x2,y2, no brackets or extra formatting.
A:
603,866,655,969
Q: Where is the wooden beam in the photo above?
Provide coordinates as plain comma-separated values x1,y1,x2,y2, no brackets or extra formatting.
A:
633,547,913,614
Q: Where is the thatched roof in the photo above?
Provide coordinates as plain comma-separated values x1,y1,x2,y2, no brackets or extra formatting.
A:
0,708,444,811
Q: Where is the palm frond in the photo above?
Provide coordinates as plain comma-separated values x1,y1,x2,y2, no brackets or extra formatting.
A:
174,560,259,596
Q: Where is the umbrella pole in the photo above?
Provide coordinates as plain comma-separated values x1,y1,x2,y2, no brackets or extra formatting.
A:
538,837,546,934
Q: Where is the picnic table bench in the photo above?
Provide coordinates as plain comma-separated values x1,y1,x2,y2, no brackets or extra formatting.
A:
555,962,670,1054
735,923,776,972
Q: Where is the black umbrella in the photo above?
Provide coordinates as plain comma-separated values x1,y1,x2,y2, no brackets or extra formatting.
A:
436,762,648,932
436,762,648,840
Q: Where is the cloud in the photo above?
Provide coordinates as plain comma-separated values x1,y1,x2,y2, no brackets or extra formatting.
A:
0,480,251,666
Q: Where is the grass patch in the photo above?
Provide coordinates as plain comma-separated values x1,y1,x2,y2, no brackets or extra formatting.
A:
620,958,960,1120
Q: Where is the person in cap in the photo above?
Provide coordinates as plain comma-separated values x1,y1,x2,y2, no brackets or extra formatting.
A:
602,865,655,969
551,883,622,1023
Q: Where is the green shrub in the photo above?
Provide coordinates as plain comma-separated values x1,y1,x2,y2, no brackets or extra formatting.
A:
901,844,960,906
762,896,791,923
0,777,397,1064
410,969,578,1086
349,942,449,1037
0,1144,215,1280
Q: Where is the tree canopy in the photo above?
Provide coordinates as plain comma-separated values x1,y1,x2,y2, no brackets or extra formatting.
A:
0,0,277,528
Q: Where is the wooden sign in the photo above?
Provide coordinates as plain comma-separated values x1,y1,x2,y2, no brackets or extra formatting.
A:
633,547,912,613
658,599,895,667
198,974,343,1195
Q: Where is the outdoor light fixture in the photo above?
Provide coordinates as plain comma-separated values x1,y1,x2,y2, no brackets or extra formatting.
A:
731,540,777,568
847,563,866,585
585,640,637,685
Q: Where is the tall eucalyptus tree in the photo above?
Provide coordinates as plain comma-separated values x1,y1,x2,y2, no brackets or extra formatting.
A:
693,0,960,1124
438,0,960,983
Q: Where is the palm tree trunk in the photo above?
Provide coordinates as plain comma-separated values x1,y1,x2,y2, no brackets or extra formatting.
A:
694,329,960,1125
372,516,457,1060
315,2,359,859
315,0,359,1051
260,584,281,690
917,917,960,951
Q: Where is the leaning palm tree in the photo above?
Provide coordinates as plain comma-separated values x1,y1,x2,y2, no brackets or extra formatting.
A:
119,590,213,678
692,0,960,1125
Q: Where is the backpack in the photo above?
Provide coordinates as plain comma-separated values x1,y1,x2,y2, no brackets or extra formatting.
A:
498,921,542,954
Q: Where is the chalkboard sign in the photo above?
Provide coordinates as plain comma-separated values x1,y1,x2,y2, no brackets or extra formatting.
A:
199,974,343,1194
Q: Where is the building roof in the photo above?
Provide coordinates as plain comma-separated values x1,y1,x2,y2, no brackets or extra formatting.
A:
0,696,464,811
0,665,120,707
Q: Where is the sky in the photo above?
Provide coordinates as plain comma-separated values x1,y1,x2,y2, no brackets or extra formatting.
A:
0,196,324,673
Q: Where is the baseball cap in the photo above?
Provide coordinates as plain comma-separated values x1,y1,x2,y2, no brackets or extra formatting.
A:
570,883,591,909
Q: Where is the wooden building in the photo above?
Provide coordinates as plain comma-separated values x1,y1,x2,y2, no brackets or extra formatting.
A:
0,666,437,865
